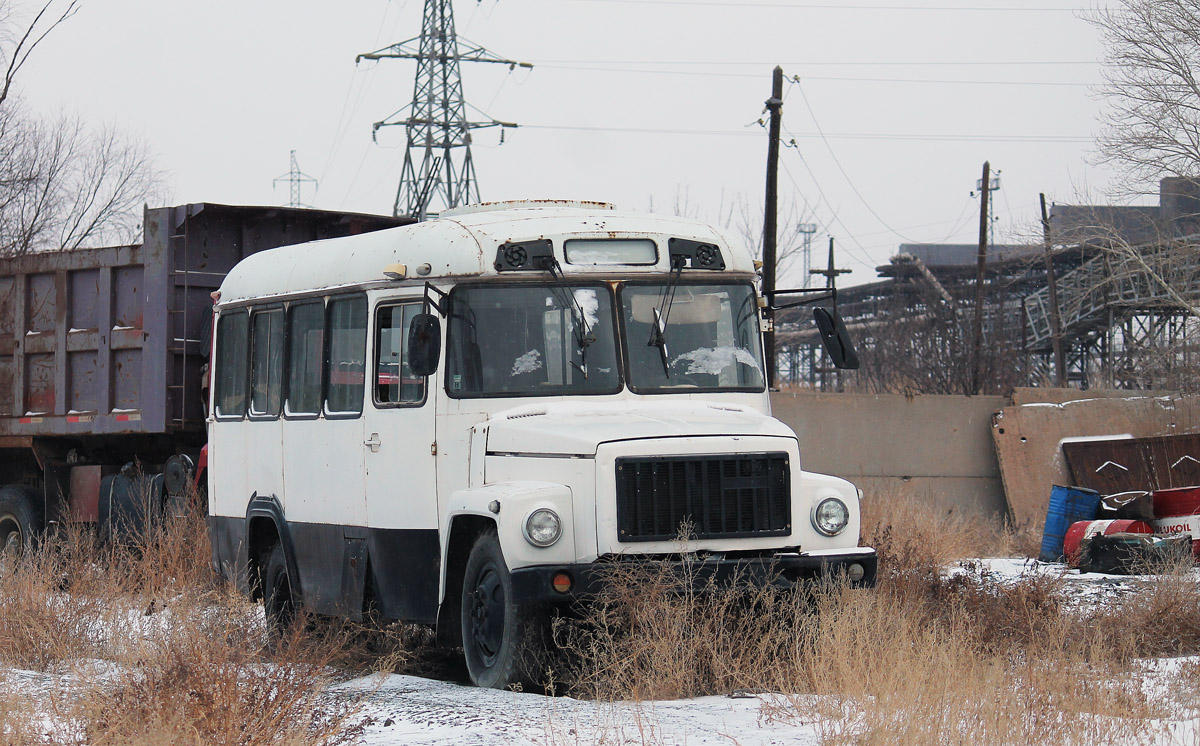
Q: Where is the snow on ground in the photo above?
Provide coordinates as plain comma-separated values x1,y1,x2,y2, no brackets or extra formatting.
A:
331,675,818,746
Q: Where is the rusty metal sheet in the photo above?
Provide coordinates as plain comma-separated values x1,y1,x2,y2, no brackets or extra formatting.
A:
1065,434,1200,493
1064,438,1155,494
68,465,103,523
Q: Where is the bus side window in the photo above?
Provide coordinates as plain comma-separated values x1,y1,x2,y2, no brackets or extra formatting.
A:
326,295,367,416
250,308,284,417
214,311,249,418
375,303,426,406
286,302,324,416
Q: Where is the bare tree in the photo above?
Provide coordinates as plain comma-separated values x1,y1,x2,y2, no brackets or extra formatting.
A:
1090,0,1200,192
0,0,162,255
0,0,77,110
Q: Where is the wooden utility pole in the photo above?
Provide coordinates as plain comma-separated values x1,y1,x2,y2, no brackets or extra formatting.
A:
969,161,991,395
763,65,783,390
1039,193,1066,387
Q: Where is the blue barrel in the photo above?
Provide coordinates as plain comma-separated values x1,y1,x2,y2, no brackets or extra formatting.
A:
1039,485,1101,562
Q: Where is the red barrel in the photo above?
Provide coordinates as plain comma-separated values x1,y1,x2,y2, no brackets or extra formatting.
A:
1151,485,1200,559
1152,486,1200,519
1063,519,1154,566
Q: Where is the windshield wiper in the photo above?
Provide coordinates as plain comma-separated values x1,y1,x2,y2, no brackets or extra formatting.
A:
647,255,686,377
532,255,596,378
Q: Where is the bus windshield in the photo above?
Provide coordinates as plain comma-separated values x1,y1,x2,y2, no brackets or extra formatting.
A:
619,282,765,393
446,284,622,398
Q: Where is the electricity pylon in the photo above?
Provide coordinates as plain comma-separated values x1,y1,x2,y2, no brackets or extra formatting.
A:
357,0,531,220
274,150,318,208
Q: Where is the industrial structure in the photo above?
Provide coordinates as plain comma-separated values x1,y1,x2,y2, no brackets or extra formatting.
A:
775,178,1200,394
357,0,529,221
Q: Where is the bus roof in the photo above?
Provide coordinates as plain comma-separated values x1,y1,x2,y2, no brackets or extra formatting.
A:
216,202,756,305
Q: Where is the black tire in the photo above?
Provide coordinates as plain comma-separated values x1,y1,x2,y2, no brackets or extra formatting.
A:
460,530,537,689
263,543,297,638
0,486,43,560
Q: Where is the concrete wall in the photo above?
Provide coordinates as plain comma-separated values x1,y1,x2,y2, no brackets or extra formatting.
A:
770,392,1010,522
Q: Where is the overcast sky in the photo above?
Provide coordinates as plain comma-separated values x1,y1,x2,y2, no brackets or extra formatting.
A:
17,0,1118,286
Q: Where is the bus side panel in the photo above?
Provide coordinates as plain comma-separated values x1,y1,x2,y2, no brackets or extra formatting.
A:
209,514,247,587
366,528,441,624
288,522,348,614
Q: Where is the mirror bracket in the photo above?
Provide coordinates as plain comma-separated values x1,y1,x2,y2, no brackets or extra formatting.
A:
422,282,450,317
764,286,837,312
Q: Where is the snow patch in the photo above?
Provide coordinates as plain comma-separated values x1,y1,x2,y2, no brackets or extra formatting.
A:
673,346,761,375
511,349,543,376
573,288,600,329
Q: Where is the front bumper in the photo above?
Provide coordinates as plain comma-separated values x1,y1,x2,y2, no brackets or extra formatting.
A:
510,547,878,605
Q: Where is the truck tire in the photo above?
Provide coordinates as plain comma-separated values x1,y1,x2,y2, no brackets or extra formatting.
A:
0,486,43,560
460,529,538,689
263,543,297,638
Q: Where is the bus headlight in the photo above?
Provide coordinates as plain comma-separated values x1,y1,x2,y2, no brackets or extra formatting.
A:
812,497,849,536
524,508,562,547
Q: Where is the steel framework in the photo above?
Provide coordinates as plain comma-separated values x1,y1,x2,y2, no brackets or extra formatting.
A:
357,0,529,220
773,238,1200,393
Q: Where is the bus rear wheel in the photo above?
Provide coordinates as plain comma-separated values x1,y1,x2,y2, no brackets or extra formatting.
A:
460,530,537,689
263,543,297,639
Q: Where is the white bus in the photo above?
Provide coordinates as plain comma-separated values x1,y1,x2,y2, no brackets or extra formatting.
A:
207,200,876,688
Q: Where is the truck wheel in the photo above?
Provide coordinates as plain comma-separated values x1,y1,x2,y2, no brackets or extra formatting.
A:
460,530,536,689
0,486,42,560
263,543,296,638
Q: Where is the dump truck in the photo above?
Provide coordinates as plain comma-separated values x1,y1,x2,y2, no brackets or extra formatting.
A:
0,203,410,552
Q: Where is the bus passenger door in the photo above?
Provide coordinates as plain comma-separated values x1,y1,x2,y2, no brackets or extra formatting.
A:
361,301,440,623
280,296,369,616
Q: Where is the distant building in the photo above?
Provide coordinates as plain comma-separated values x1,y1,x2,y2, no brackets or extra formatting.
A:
1049,177,1200,245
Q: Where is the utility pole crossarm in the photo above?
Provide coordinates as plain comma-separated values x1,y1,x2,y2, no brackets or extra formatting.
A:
357,37,532,68
356,38,422,62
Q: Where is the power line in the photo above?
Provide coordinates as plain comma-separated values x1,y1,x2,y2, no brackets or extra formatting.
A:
531,62,1097,85
526,58,1097,67
519,123,1090,142
556,0,1081,10
786,77,924,243
777,155,878,270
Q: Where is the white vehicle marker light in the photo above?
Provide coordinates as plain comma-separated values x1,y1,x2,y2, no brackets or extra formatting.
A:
812,497,849,536
524,508,562,547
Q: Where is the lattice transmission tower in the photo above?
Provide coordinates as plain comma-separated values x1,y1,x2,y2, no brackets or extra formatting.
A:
273,150,318,208
358,0,530,220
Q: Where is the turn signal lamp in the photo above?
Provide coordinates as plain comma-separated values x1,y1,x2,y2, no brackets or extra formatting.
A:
552,572,572,594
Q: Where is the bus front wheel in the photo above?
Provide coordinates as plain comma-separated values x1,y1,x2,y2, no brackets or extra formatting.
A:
460,530,536,688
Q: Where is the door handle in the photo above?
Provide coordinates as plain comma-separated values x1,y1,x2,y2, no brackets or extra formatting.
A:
364,433,381,453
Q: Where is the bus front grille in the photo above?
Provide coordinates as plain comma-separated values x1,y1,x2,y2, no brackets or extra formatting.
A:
615,453,791,542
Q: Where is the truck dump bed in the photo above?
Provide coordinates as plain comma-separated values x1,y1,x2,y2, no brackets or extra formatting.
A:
0,203,410,440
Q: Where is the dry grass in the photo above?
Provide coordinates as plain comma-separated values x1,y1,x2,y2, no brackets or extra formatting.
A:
0,483,375,746
73,602,364,746
550,490,1200,745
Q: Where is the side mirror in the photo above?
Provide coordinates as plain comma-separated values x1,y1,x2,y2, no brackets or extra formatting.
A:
813,307,859,370
408,313,441,377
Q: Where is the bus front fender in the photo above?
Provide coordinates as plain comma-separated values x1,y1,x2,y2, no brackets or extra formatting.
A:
444,481,577,570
